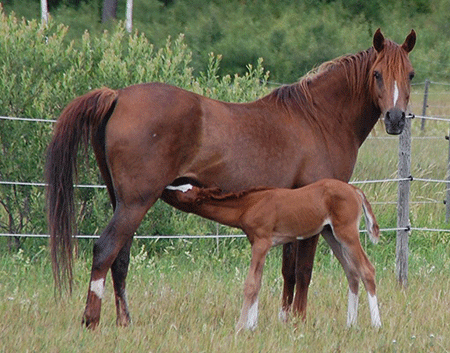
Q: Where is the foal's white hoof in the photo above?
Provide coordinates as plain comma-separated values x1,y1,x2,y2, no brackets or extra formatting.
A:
278,308,289,323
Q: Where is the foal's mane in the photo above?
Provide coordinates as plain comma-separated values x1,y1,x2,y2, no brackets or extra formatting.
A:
194,186,274,204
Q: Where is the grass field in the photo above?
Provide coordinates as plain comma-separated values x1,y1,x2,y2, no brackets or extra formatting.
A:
1,85,450,352
1,240,449,352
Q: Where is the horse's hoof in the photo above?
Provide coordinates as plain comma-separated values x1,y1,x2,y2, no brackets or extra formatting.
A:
116,316,131,327
82,315,99,330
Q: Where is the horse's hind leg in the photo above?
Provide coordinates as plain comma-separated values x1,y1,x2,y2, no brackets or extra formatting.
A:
82,202,153,329
111,237,133,326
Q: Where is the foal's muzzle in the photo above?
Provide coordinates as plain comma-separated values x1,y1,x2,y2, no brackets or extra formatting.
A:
384,108,406,135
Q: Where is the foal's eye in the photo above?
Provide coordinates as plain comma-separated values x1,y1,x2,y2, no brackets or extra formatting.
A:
373,71,382,81
409,72,415,81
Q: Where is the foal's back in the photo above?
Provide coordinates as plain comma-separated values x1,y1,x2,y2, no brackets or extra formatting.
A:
239,179,363,243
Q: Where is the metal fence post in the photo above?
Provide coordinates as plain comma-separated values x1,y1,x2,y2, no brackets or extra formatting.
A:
396,116,412,287
420,79,430,131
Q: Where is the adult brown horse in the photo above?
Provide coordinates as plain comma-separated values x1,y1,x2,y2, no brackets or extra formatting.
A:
46,29,416,329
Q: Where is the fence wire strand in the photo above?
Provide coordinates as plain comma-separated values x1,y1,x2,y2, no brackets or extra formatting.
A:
2,91,450,240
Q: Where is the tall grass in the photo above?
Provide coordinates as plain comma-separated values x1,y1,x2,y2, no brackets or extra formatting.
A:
1,241,449,352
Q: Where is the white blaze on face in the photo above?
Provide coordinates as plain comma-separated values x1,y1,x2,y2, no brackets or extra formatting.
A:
393,81,399,106
90,278,105,299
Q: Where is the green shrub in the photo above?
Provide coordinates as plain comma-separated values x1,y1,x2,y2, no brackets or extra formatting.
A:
0,9,269,253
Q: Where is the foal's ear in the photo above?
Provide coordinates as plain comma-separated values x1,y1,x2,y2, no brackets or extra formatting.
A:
401,29,416,53
373,28,385,53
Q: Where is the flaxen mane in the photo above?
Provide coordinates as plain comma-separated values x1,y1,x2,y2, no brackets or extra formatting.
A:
263,46,379,115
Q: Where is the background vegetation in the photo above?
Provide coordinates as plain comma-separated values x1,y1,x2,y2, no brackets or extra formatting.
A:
0,2,449,351
2,0,450,83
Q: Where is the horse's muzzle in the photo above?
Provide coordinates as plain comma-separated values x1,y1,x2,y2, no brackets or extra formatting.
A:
384,108,406,135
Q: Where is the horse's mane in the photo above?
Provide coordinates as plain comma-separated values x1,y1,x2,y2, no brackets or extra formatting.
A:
263,46,379,114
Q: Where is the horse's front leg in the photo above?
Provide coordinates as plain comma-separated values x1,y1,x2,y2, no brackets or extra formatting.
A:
236,238,271,333
280,242,297,321
291,234,320,320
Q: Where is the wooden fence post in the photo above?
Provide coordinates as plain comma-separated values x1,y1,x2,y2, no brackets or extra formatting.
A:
126,0,133,33
420,79,430,131
446,135,450,222
40,0,49,24
396,116,412,287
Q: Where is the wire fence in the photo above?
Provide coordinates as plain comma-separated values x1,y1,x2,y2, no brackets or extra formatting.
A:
0,118,448,238
1,81,450,241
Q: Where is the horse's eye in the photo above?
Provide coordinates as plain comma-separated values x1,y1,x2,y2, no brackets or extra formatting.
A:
409,72,415,81
373,71,382,81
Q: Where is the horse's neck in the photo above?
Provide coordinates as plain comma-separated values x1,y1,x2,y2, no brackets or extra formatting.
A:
308,71,380,146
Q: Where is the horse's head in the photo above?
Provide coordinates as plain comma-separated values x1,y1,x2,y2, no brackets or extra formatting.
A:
370,29,416,135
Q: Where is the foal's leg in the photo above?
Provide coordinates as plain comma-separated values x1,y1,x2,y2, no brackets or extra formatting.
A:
236,238,272,332
332,227,381,328
321,228,360,327
82,203,151,329
348,244,381,328
111,237,133,326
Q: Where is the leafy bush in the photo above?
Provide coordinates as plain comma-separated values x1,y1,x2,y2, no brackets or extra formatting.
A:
0,9,269,252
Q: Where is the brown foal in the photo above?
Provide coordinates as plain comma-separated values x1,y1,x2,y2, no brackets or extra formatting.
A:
163,179,381,331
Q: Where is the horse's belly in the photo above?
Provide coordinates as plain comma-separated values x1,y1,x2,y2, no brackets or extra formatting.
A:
182,157,298,192
271,212,329,245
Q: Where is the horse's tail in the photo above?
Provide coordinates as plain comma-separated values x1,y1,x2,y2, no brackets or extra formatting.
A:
356,188,380,244
45,88,119,292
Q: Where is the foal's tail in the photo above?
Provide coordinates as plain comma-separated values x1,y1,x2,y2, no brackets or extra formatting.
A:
356,188,380,244
45,88,119,292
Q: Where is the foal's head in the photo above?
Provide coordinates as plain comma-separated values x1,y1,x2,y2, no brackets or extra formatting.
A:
370,29,416,135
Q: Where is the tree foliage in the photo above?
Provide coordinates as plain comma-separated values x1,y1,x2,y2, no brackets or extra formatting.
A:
3,0,450,83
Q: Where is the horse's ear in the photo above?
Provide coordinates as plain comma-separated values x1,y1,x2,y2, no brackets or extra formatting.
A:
373,28,385,53
401,29,416,53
